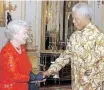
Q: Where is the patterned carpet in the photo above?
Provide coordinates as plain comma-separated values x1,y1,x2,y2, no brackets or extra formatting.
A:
39,85,71,90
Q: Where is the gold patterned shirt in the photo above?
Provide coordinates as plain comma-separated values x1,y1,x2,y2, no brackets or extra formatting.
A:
47,22,104,90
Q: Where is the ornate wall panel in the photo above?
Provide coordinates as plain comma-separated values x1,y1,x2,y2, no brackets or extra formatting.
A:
40,1,78,53
0,1,5,27
41,1,63,53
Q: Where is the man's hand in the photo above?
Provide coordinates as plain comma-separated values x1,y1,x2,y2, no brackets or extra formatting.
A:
42,71,50,79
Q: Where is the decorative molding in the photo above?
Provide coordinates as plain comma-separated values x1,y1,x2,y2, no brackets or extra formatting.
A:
21,1,22,19
40,2,46,51
0,1,5,27
33,1,37,51
25,1,38,52
24,1,26,20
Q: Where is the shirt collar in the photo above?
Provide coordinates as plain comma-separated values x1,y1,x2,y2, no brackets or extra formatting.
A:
81,22,92,32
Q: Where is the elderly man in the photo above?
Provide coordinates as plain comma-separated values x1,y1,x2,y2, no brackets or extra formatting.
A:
44,2,104,90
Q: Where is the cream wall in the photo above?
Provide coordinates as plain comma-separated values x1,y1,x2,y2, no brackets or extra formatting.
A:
102,2,104,31
0,1,42,74
88,1,103,30
1,1,42,51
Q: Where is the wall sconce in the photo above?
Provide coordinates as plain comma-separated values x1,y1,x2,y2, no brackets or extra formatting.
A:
102,1,104,4
97,1,104,8
4,2,17,12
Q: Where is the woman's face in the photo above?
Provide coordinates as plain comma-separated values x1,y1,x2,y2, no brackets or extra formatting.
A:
13,27,29,45
72,11,88,30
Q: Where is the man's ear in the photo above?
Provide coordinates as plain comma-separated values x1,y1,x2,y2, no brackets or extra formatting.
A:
85,15,90,20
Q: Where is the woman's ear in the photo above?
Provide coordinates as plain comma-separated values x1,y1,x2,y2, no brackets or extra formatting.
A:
12,33,17,40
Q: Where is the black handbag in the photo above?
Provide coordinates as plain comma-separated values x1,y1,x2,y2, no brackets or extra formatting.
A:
29,71,43,90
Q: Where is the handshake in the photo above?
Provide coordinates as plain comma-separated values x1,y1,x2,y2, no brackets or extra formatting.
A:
29,71,49,83
29,71,49,90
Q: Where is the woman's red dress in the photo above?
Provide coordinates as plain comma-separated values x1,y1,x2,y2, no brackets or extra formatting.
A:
0,42,32,90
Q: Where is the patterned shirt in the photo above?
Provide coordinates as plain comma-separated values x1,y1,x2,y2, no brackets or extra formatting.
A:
48,22,104,90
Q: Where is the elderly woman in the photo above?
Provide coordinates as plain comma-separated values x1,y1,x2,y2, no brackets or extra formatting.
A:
0,20,44,90
44,2,104,90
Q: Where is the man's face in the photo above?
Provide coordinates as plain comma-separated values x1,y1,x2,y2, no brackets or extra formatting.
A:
72,11,88,30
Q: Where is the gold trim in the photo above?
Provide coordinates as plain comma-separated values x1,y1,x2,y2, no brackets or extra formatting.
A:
0,1,5,27
40,1,47,52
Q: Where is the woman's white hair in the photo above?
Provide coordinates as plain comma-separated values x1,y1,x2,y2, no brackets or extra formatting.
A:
5,20,29,40
72,2,93,20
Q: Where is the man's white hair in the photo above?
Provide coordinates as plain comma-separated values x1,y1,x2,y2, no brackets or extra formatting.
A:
5,20,29,40
72,2,93,20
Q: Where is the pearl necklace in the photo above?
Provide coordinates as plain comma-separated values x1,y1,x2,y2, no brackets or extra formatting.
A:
10,41,22,54
14,46,22,54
